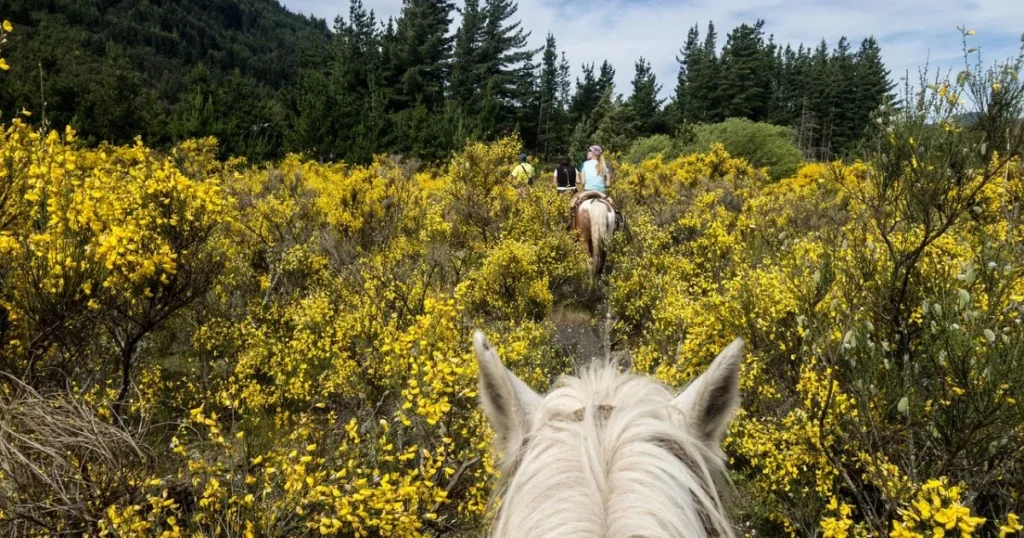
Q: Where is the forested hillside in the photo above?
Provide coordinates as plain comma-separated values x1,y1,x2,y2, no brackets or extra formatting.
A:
0,0,330,159
0,0,893,163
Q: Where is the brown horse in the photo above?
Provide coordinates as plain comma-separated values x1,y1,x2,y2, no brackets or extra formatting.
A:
573,196,616,276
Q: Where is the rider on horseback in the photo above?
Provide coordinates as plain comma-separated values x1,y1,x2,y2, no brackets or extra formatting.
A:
570,145,613,229
553,155,577,193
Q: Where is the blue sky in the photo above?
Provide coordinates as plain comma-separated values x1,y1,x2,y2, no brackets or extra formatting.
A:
282,0,1023,100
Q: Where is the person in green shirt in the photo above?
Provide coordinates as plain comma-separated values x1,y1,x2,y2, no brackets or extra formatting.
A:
511,153,535,184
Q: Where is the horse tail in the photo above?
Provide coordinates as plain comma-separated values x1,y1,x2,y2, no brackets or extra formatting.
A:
588,201,613,276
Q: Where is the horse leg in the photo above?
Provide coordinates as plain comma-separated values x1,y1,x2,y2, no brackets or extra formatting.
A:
588,204,613,277
577,209,593,258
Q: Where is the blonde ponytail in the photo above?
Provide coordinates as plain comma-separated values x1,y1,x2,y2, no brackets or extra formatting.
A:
596,155,607,177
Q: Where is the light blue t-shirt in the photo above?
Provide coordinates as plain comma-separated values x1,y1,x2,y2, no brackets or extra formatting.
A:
580,160,607,192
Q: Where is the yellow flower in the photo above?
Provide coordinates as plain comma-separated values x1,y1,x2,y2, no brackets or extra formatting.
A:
0,58,9,71
2,20,12,32
1000,513,1023,537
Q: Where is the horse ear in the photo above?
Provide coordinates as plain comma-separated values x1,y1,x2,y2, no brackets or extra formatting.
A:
473,330,541,454
672,338,744,445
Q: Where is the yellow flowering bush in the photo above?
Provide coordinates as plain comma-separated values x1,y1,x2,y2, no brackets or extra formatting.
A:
603,49,1024,536
0,19,11,72
890,478,986,538
0,121,229,408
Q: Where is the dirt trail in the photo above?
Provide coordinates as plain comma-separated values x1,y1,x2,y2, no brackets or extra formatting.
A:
549,301,622,369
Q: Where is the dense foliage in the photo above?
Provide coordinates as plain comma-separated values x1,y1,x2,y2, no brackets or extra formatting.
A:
626,118,805,180
673,20,894,159
0,0,892,163
0,0,331,160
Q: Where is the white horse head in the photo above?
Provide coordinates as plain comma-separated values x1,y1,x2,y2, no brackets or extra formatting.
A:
473,331,743,538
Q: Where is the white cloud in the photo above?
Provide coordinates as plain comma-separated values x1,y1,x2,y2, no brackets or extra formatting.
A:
283,0,1024,99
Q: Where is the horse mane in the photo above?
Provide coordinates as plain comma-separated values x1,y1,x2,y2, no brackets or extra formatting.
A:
486,361,736,538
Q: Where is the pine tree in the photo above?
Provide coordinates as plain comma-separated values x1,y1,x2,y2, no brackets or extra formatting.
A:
764,35,785,123
768,44,799,126
332,0,390,161
555,52,573,156
450,0,484,109
514,56,541,149
626,57,666,137
570,60,616,119
291,36,338,159
557,53,572,107
679,21,721,124
827,37,858,154
719,19,774,121
590,87,633,153
700,22,722,122
390,0,455,111
789,44,820,158
290,0,388,162
806,39,833,158
475,0,538,138
568,121,588,163
674,24,701,127
852,37,893,145
597,60,616,97
569,63,601,124
535,34,563,158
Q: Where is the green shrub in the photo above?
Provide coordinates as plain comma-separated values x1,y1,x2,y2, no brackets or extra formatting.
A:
625,134,680,163
683,118,803,180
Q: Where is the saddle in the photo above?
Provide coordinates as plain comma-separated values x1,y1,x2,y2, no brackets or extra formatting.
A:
569,191,618,232
571,191,614,214
574,190,610,206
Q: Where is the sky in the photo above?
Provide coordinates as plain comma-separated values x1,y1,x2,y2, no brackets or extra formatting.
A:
282,0,1024,100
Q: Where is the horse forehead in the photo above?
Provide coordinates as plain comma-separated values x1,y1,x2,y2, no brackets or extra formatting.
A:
541,372,672,410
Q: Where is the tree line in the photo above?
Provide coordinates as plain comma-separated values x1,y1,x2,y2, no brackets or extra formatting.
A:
0,0,894,163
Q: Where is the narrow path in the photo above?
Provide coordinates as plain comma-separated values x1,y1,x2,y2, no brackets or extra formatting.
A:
549,298,624,370
549,210,625,369
549,305,604,369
